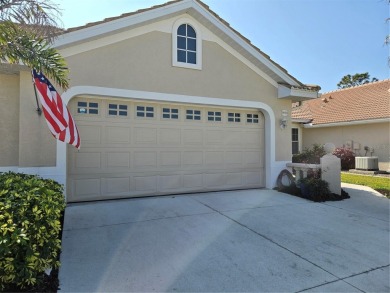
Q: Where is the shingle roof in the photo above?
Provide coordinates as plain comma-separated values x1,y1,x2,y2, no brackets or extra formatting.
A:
61,0,318,90
291,79,390,125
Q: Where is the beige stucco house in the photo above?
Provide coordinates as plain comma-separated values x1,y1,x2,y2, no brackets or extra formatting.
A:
0,0,320,202
291,79,390,171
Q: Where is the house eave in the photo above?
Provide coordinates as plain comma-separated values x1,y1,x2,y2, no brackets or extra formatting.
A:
278,84,320,101
303,118,390,128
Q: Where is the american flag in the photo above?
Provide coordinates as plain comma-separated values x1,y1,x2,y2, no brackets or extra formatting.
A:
32,69,80,149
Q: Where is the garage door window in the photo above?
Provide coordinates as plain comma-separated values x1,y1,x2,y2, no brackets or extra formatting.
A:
186,109,201,120
162,108,179,119
77,101,99,114
108,104,128,116
247,113,259,123
137,106,154,118
208,111,222,122
228,112,241,122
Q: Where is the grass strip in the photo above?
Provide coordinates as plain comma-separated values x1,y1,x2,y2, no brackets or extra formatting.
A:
341,172,390,198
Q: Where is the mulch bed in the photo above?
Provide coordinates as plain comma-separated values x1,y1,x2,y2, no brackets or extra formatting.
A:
278,184,350,202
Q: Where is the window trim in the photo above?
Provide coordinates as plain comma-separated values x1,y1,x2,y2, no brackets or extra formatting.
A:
292,127,299,155
172,17,202,70
77,101,100,115
162,107,179,120
107,103,129,118
136,105,155,119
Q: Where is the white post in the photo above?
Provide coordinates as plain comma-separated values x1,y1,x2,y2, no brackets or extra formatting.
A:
321,143,341,195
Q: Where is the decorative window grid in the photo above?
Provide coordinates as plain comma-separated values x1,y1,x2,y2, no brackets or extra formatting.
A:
247,113,259,123
77,101,99,114
136,106,154,118
162,108,179,119
108,104,128,116
177,24,197,65
228,112,241,122
208,111,222,122
186,109,201,120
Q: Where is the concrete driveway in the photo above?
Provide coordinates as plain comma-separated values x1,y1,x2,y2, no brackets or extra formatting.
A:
59,184,389,292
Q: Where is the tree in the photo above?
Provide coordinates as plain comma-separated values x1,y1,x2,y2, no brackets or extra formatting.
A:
337,72,378,89
0,0,69,88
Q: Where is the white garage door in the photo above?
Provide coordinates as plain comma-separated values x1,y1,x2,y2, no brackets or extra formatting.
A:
67,97,265,202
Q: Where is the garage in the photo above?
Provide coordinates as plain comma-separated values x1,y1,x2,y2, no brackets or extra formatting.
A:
67,96,265,202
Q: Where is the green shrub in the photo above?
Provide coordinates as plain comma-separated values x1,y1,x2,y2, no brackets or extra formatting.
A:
292,144,326,164
0,172,65,290
298,177,331,202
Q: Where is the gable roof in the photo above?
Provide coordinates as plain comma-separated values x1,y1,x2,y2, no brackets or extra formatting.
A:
54,0,319,92
291,79,390,126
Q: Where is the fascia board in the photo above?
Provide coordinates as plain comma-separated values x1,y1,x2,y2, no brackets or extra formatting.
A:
303,118,390,128
191,2,302,86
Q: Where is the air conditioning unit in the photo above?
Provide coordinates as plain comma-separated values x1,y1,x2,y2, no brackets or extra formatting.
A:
355,157,379,171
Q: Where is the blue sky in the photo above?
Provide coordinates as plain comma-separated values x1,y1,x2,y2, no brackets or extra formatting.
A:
59,0,389,93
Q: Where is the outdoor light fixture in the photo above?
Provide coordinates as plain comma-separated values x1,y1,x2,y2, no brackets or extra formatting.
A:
280,110,288,129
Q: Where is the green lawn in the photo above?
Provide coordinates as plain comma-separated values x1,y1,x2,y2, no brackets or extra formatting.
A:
341,172,390,198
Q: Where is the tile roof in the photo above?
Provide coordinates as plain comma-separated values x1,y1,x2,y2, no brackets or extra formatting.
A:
61,0,318,90
291,79,390,125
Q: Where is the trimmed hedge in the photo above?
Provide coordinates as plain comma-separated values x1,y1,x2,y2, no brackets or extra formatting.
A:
0,172,65,290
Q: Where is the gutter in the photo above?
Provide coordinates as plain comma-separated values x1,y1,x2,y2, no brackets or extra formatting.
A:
302,118,390,128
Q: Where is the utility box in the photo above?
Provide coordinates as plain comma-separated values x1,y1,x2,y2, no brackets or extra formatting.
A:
355,157,379,171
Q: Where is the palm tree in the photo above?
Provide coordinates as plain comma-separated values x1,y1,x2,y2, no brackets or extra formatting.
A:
0,0,69,88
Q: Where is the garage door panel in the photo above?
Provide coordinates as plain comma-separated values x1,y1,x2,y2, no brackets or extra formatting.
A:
160,151,181,167
205,130,224,144
205,151,224,166
183,151,203,166
106,152,131,168
243,171,263,185
183,129,203,145
74,152,101,169
73,178,101,198
68,98,265,202
225,151,242,165
204,173,225,187
77,124,102,144
159,174,182,191
105,126,130,143
134,176,157,193
224,130,243,146
159,128,181,145
134,151,157,168
225,172,243,187
134,127,157,144
105,177,130,195
182,173,203,189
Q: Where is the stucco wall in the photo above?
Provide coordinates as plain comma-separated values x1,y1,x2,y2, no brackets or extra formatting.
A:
65,31,292,161
0,73,20,166
302,122,390,171
1,28,296,168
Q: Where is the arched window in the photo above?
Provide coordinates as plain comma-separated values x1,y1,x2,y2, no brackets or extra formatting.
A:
172,18,202,70
177,24,197,64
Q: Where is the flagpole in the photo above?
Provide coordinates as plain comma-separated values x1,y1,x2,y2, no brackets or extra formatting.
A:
31,71,42,116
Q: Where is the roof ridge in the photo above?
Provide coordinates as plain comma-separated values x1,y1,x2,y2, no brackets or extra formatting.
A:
321,78,390,95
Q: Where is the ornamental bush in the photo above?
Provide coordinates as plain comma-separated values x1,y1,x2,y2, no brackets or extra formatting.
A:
0,172,65,290
332,147,355,170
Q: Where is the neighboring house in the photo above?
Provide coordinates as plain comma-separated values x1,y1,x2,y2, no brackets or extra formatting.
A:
0,0,320,202
291,79,390,171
